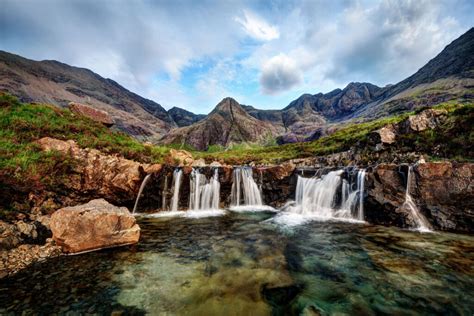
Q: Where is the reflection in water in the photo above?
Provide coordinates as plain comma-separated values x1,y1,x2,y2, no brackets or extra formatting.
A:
1,211,473,314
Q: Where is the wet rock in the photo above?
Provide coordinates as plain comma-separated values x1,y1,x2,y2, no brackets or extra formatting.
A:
365,162,474,232
69,102,114,126
415,162,474,232
50,199,140,253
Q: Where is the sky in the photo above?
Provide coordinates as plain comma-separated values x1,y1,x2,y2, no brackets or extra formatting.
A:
1,0,473,114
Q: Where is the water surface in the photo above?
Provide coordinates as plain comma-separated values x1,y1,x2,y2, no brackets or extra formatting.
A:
1,211,473,315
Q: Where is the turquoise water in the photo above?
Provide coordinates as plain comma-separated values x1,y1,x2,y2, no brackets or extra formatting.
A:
1,211,473,315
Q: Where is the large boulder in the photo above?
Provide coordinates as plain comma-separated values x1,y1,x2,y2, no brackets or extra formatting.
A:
50,199,140,253
401,108,447,132
69,102,114,126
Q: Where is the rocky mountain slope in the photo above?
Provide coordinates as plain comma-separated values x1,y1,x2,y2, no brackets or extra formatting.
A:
0,51,176,140
168,107,206,127
1,28,472,149
160,97,278,150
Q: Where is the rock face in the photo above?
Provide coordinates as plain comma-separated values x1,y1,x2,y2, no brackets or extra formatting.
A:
0,50,175,141
69,102,114,126
365,162,474,232
168,106,206,127
416,162,473,231
368,108,448,148
36,137,146,207
50,199,140,253
160,98,278,150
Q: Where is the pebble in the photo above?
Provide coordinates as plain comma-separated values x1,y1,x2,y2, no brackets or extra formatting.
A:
0,243,62,278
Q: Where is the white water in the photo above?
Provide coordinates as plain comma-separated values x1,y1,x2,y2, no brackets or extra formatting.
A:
340,169,366,220
275,169,366,225
132,174,151,214
189,169,220,211
170,169,183,212
230,167,263,207
403,166,432,232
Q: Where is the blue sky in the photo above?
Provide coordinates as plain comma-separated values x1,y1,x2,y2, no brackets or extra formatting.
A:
1,0,473,114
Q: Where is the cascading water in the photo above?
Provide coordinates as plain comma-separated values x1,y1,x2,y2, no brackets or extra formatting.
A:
230,167,263,206
189,169,220,211
292,170,345,218
284,168,366,221
403,166,432,232
170,169,183,212
132,174,151,214
340,169,366,220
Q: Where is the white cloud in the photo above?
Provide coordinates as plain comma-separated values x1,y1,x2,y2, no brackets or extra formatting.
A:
260,54,303,94
234,9,280,41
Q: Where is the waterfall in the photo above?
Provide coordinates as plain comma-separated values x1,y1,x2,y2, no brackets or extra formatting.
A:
287,169,366,221
132,174,151,214
340,169,366,220
403,166,432,232
189,169,220,211
170,169,183,212
231,167,263,206
292,170,344,218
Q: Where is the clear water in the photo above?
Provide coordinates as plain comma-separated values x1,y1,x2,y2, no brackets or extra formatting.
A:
1,211,473,315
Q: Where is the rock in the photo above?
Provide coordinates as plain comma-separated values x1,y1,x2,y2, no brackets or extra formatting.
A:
143,163,162,174
209,161,222,167
403,108,447,132
415,162,474,231
50,199,140,253
192,158,206,167
0,221,21,250
370,124,397,145
69,102,114,126
365,162,474,232
165,149,194,167
36,137,145,206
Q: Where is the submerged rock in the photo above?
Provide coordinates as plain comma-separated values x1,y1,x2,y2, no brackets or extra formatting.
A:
50,199,140,253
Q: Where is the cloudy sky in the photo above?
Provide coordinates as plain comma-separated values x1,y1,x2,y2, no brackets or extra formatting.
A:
1,0,473,113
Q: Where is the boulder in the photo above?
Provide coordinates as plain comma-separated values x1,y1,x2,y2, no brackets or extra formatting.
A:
192,158,206,167
50,199,140,253
402,108,447,132
69,102,114,126
165,149,194,167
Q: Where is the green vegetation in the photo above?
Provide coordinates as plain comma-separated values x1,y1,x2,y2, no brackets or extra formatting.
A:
196,101,473,164
0,94,173,186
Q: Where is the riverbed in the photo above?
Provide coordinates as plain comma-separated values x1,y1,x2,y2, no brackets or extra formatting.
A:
1,210,473,314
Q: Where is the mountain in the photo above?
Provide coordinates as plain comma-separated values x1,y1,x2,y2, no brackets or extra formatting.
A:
0,50,176,140
168,107,206,127
160,98,277,150
352,27,474,119
1,27,473,148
